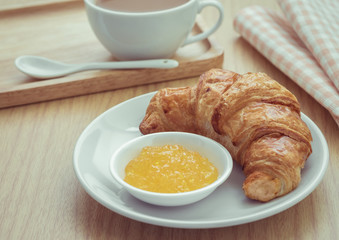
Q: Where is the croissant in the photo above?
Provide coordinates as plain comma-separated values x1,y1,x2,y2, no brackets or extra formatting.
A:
139,69,312,202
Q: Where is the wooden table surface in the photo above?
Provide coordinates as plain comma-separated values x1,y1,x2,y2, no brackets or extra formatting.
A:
1,0,338,239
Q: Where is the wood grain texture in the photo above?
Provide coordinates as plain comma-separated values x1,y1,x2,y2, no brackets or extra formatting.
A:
0,0,338,239
0,0,79,11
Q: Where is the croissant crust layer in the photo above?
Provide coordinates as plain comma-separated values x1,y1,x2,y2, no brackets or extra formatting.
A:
139,69,312,202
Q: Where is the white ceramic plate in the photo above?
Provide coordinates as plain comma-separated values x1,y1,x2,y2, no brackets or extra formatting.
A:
73,92,329,229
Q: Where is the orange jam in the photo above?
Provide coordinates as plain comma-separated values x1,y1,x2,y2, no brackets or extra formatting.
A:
124,144,218,193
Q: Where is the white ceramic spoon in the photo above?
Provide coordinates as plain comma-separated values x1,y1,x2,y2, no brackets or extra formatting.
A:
15,55,179,79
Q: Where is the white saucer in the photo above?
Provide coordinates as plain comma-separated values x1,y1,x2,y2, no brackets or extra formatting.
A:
73,92,329,229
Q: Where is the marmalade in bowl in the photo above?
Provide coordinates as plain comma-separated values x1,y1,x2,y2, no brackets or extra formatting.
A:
124,144,218,193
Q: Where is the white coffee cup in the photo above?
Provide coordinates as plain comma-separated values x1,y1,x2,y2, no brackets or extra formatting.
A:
84,0,224,60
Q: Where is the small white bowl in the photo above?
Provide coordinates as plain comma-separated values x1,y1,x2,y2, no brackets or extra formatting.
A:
109,132,233,207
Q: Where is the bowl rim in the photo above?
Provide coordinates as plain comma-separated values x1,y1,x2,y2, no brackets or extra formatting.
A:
109,131,233,197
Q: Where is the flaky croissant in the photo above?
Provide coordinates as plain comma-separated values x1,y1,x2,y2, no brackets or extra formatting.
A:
139,69,312,202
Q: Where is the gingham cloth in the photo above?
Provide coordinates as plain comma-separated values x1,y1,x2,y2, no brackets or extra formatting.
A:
233,0,339,127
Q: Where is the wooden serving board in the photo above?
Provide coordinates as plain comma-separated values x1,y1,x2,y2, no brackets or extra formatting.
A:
0,0,224,108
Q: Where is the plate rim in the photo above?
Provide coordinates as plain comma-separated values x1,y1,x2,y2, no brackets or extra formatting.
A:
73,92,329,228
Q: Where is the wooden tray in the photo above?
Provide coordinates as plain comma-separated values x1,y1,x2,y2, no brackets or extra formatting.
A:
0,0,224,108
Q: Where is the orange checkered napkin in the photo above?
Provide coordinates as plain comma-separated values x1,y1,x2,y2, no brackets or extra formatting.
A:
233,2,339,127
278,0,339,91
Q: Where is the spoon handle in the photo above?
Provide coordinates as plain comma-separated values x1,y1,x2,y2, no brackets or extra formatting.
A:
80,59,179,70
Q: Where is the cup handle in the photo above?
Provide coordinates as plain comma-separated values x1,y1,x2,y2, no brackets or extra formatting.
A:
183,0,224,46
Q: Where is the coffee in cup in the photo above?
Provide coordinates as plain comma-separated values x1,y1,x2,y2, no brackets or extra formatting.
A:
96,0,189,13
